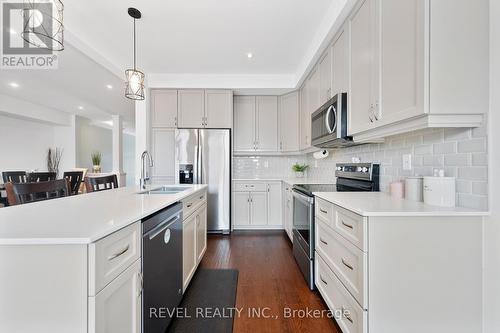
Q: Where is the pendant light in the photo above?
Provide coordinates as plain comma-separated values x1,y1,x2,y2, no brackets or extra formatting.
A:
125,7,145,101
21,0,64,51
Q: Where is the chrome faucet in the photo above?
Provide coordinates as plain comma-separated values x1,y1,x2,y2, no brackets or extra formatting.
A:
140,150,154,189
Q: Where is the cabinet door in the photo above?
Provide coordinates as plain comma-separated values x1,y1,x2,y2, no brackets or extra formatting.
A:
299,85,311,150
205,90,233,128
195,204,207,263
89,260,141,333
319,49,332,104
308,67,321,114
332,27,348,96
267,182,282,226
151,128,175,184
151,90,178,128
178,89,205,128
182,213,197,291
280,91,300,152
376,0,424,127
256,96,278,151
233,192,250,226
349,0,375,135
250,192,267,226
233,96,256,151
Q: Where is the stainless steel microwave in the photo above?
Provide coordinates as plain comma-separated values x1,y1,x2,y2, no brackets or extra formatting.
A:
311,93,354,148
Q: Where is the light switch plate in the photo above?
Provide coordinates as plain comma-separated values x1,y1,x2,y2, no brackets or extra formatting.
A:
402,154,412,170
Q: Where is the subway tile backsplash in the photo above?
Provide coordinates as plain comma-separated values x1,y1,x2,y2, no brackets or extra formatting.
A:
233,121,488,210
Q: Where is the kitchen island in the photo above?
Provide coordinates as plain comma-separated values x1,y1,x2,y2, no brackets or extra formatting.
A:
0,184,208,333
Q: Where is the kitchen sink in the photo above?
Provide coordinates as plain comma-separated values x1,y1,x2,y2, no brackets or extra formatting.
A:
139,186,189,195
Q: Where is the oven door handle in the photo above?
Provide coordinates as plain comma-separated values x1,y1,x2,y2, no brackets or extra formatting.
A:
292,190,314,205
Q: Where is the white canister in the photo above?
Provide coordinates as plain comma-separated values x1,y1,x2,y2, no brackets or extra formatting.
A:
423,177,456,207
405,177,423,202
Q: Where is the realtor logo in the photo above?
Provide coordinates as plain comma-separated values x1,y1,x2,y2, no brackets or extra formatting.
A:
1,1,59,69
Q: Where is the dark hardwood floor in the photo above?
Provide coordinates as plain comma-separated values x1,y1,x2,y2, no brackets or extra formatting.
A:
200,231,341,333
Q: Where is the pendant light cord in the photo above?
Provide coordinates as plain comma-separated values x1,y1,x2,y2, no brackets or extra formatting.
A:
133,18,136,70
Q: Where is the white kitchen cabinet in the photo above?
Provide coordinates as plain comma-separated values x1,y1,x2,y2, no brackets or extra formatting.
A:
319,48,332,105
233,96,278,153
177,89,205,128
267,182,282,227
151,128,175,184
182,210,196,291
250,191,268,225
151,89,178,128
349,0,487,141
205,90,233,128
256,96,279,151
195,203,207,262
233,191,251,226
349,0,375,135
308,67,321,115
282,184,293,241
279,91,300,152
88,260,141,333
233,96,256,151
331,25,348,96
299,84,311,150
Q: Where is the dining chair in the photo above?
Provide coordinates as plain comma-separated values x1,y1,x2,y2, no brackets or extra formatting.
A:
5,179,71,206
63,171,84,195
84,174,119,193
28,172,57,182
2,171,27,184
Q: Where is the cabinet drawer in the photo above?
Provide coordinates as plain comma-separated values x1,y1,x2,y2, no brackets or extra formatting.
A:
333,205,366,251
88,222,141,296
233,182,267,192
315,197,335,226
316,254,367,333
316,220,367,308
182,190,207,219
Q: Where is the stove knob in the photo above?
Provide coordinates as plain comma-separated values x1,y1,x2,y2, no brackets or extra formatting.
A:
356,166,363,172
336,166,342,171
362,167,369,173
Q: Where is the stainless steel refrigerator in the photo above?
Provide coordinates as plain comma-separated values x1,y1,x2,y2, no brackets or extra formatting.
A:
175,129,231,233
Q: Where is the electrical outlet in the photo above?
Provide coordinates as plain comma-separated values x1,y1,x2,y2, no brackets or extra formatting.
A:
402,154,412,170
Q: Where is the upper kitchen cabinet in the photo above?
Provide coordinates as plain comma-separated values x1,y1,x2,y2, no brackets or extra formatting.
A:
319,48,332,105
331,25,348,97
279,91,300,152
177,89,205,128
204,90,233,128
308,67,321,115
151,89,178,128
233,95,278,153
177,89,233,128
299,84,311,150
349,0,488,141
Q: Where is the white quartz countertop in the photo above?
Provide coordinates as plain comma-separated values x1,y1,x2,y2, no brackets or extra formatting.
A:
313,192,489,217
233,178,335,185
0,184,207,245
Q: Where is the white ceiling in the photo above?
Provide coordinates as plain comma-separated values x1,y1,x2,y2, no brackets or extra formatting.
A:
0,42,135,127
65,0,347,88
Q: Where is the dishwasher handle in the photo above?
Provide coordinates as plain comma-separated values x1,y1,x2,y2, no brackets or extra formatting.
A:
145,214,181,240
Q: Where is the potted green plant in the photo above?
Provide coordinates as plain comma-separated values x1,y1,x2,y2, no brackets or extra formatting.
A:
91,152,102,173
292,163,309,178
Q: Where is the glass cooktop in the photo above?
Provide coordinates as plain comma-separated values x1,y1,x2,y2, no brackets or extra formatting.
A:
292,184,337,197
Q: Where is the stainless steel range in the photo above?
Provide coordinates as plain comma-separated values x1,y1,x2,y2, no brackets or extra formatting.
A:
292,163,380,290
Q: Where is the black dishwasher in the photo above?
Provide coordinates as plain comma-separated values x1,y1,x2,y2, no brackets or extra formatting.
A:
142,202,183,333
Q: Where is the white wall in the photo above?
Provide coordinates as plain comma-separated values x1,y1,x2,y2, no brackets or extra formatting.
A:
123,133,136,186
0,114,70,175
484,1,499,331
75,117,112,173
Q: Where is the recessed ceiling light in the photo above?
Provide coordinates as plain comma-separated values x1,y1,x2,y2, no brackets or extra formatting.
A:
247,53,253,59
106,84,113,89
8,82,19,88
78,106,84,110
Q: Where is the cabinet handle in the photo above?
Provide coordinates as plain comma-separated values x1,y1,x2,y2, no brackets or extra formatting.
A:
341,258,354,270
199,195,204,200
137,272,143,298
320,238,328,245
341,306,353,323
108,244,130,261
341,220,354,229
319,208,328,214
320,275,328,285
187,203,193,208
174,116,177,127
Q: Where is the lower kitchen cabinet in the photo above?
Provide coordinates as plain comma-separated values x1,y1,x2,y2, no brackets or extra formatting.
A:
182,190,208,292
88,260,142,333
282,183,293,241
232,181,283,229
